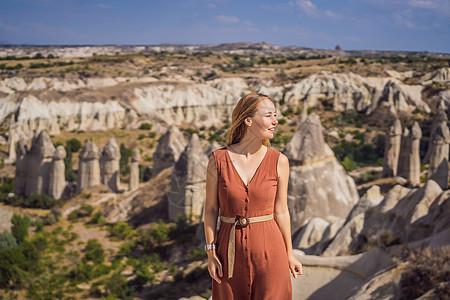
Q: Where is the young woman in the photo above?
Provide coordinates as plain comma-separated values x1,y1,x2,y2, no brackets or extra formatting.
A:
204,92,302,299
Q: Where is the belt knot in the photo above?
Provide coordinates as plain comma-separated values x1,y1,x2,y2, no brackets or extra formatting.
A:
220,213,274,278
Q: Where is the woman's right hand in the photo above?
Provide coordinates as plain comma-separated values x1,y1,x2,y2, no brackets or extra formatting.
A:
207,252,223,284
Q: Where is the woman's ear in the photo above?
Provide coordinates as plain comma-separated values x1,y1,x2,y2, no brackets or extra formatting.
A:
244,117,252,126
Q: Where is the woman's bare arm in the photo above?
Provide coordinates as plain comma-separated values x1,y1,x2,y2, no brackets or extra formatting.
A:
274,153,302,278
204,152,223,283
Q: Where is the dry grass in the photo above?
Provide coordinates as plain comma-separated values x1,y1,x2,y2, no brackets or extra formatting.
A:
400,246,450,299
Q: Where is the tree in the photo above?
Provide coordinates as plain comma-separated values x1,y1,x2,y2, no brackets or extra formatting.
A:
11,213,30,244
119,143,133,176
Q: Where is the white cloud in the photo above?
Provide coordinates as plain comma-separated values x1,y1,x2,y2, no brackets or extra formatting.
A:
393,13,415,28
97,3,110,9
325,10,344,20
216,15,239,23
296,0,319,16
408,0,438,9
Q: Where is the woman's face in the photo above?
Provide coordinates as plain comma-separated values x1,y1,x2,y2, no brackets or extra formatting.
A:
245,98,278,139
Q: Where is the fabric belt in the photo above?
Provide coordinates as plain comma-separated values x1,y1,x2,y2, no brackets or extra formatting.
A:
220,213,274,279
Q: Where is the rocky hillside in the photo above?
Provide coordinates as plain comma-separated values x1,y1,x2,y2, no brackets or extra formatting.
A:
0,45,449,300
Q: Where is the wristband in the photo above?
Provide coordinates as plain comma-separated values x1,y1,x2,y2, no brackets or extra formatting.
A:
204,244,216,251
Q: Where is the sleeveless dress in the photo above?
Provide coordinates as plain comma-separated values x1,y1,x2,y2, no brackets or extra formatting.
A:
211,146,292,300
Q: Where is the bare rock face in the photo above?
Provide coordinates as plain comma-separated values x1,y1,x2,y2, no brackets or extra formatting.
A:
283,113,359,234
284,72,373,112
14,138,28,196
346,185,384,222
382,118,402,177
153,125,187,177
204,141,221,158
427,121,450,189
124,109,139,129
292,217,331,254
48,146,66,199
426,67,450,83
168,134,208,221
25,130,56,197
77,141,101,192
129,149,140,191
323,213,365,257
324,180,448,256
100,138,121,192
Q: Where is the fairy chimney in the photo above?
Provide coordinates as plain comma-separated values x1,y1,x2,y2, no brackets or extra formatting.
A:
100,138,120,192
129,149,141,191
48,146,66,199
77,141,101,192
408,122,422,186
153,125,187,177
168,134,208,221
14,138,28,196
25,130,56,197
428,121,449,189
382,118,402,177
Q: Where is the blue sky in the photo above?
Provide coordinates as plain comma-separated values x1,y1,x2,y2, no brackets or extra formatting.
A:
1,0,449,53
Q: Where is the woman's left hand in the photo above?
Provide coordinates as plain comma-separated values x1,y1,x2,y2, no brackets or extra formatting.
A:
288,255,303,278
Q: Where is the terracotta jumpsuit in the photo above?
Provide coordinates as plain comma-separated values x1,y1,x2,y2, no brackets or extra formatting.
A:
211,146,292,300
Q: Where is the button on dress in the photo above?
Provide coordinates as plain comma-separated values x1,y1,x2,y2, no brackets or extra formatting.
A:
211,146,292,300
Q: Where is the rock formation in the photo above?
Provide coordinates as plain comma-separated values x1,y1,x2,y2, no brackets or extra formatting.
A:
397,127,410,178
168,134,208,221
283,113,359,235
25,130,56,197
323,180,448,256
153,125,187,177
408,121,422,185
382,118,402,177
7,115,16,163
77,141,101,192
48,146,66,199
423,109,447,163
427,121,449,189
14,138,28,196
129,149,140,191
100,138,121,192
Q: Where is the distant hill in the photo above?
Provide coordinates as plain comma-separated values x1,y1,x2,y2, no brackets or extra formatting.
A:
0,42,449,58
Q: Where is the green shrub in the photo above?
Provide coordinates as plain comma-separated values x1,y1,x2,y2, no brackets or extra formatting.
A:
184,246,207,261
0,233,17,250
138,134,146,140
105,272,135,299
11,213,30,244
341,155,357,172
147,220,171,246
132,265,155,289
66,138,82,153
120,143,133,176
117,241,135,257
83,239,105,264
148,132,156,138
1,192,58,209
0,177,14,194
68,204,94,221
139,123,153,130
109,222,134,240
87,211,107,225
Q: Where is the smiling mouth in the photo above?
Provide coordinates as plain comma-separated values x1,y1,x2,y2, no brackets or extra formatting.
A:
268,128,275,132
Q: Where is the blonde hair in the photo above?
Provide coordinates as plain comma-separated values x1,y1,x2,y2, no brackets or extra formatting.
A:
226,92,273,147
